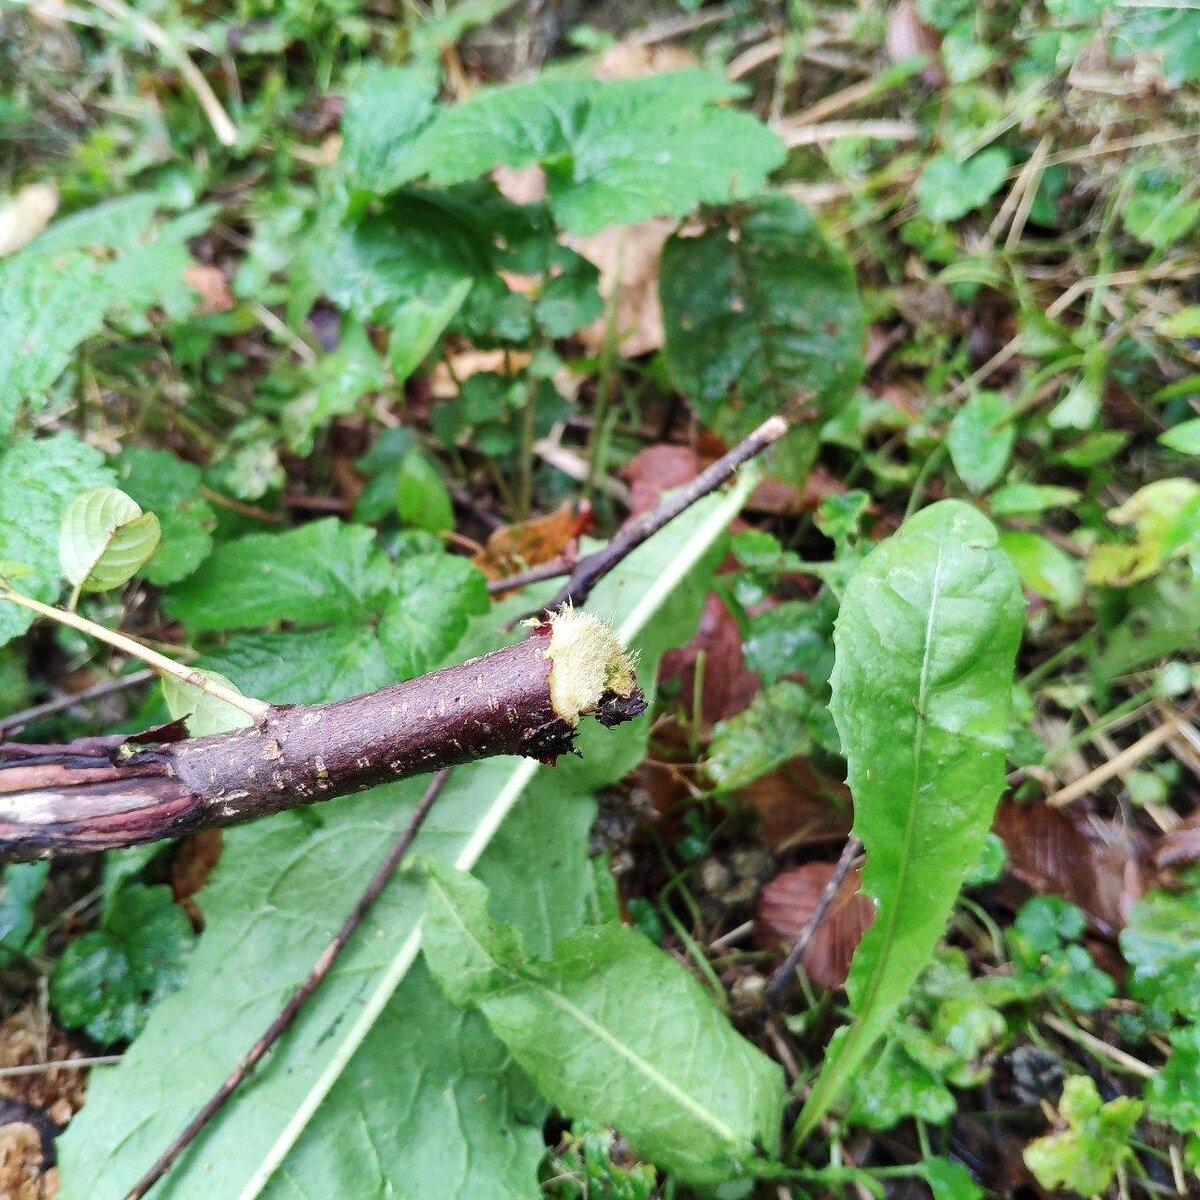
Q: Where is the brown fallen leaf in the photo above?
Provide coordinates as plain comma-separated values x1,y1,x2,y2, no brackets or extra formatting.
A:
756,861,874,990
171,828,223,925
0,184,58,258
0,1122,56,1200
592,41,698,81
738,760,852,851
885,0,946,87
660,592,760,730
622,444,702,517
473,502,591,581
1153,810,1200,871
183,262,235,314
567,218,674,357
0,1006,87,1126
995,798,1146,938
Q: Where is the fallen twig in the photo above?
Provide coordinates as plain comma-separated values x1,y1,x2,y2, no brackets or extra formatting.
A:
0,611,642,861
0,668,155,735
515,409,795,625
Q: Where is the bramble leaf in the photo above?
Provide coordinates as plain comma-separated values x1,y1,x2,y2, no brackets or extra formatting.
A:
660,194,864,441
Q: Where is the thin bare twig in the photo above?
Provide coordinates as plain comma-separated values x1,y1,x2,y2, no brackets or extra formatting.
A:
0,669,154,734
0,590,269,723
0,1054,123,1078
123,769,452,1200
765,837,863,1007
485,554,575,595
514,408,797,627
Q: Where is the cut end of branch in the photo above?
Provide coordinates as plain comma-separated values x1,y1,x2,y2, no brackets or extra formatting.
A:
543,608,638,726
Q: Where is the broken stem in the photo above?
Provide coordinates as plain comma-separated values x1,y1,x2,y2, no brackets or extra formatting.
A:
0,589,270,723
0,610,643,861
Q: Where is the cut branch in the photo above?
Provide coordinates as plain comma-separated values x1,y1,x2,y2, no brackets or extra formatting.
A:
0,611,643,862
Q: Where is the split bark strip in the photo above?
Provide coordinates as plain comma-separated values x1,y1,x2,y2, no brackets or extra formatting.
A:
0,612,643,862
765,836,863,1006
124,769,452,1200
515,409,794,623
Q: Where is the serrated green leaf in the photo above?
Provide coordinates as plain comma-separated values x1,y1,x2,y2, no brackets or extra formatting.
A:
388,71,784,234
117,447,217,586
424,865,784,1184
1146,1025,1200,1134
378,555,489,678
50,884,194,1046
948,392,1016,493
339,64,441,194
0,433,116,646
795,501,1023,1140
58,484,750,1200
160,669,256,738
660,194,864,442
166,518,390,632
59,487,160,594
1023,1075,1142,1195
1120,877,1200,1022
0,196,211,434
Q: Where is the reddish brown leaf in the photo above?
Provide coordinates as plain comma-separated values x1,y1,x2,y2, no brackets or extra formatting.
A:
170,828,223,925
756,861,874,990
996,799,1146,938
1153,810,1200,871
738,761,852,851
886,0,946,86
183,263,234,314
621,444,702,517
659,593,760,729
472,502,591,580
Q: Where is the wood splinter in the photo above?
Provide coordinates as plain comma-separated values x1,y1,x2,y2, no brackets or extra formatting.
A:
0,609,644,862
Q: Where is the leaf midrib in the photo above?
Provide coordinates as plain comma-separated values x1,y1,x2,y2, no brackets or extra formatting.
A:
430,875,745,1153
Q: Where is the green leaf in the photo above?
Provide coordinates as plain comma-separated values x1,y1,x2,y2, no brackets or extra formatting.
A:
1120,876,1200,1021
794,500,1023,1140
1159,417,1200,456
846,1042,956,1130
265,783,598,1200
1023,1076,1142,1195
392,71,784,234
50,884,194,1046
378,555,489,678
424,865,784,1184
989,482,1080,515
999,530,1083,609
660,194,865,441
0,197,211,434
339,64,441,194
0,433,115,646
947,391,1015,493
1146,1025,1200,1135
1121,166,1200,249
396,449,455,533
117,447,216,586
166,518,390,632
921,1157,982,1200
1114,5,1200,83
0,861,49,963
706,680,835,792
916,149,1012,222
58,485,751,1200
389,280,473,385
58,487,160,595
160,669,257,738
